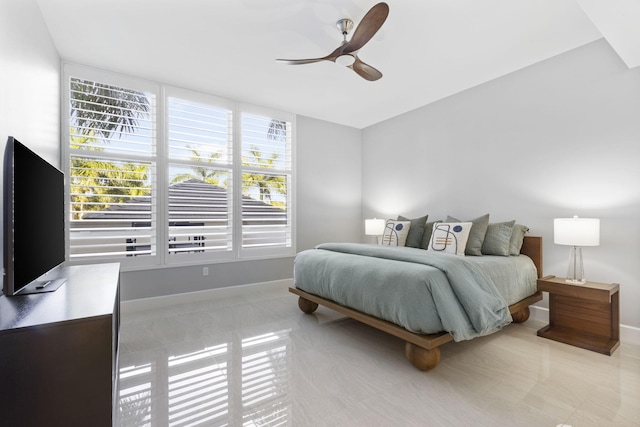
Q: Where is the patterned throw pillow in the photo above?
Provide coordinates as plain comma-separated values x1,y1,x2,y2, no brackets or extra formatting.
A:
427,222,473,256
381,220,411,246
445,214,489,256
420,220,442,249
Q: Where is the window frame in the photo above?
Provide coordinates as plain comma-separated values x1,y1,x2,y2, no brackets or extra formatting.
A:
63,63,296,270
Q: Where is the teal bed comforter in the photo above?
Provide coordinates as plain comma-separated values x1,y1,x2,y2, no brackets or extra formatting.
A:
293,243,538,342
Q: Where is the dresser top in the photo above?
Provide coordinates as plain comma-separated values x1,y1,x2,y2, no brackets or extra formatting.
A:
0,263,120,332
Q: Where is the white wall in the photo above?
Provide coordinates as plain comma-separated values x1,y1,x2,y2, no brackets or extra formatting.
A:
362,39,640,330
0,0,61,281
296,115,362,251
0,0,60,166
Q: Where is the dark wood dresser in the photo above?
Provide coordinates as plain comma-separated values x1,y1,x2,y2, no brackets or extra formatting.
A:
0,263,120,426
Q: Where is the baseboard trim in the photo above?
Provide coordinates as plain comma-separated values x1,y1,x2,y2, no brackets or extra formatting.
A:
529,305,549,323
529,305,640,346
121,278,293,314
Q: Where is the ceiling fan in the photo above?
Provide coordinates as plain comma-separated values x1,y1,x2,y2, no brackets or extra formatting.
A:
276,2,389,81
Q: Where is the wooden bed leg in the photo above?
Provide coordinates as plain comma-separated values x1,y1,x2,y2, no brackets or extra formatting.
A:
298,297,319,314
405,342,440,371
511,307,530,323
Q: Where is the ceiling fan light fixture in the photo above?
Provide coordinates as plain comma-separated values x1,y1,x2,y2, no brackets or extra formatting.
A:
336,54,356,67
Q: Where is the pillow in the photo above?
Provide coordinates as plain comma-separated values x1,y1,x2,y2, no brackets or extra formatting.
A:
427,222,472,256
510,224,529,255
397,214,428,248
420,220,441,249
381,220,411,246
445,214,489,256
482,220,516,256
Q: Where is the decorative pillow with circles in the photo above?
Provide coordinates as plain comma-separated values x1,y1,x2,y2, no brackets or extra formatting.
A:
427,222,473,256
381,220,411,246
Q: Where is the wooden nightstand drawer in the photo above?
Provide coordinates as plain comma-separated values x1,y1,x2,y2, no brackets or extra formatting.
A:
536,275,620,355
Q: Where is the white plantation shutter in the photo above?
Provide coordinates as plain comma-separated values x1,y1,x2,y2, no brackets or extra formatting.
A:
68,76,157,261
167,95,234,258
240,112,293,251
65,65,295,266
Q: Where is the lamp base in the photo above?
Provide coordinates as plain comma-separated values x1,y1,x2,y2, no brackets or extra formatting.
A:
566,245,585,284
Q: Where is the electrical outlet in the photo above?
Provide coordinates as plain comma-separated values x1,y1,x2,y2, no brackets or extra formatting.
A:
203,267,209,276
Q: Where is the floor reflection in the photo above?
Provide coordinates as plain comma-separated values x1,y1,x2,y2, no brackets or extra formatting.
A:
117,288,640,426
118,329,291,427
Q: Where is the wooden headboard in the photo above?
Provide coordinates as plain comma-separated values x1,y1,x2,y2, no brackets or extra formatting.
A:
520,236,543,278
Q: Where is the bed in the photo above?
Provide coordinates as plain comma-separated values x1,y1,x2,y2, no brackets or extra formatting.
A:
289,235,543,371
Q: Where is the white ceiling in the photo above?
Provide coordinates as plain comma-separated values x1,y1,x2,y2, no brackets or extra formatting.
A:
36,0,639,129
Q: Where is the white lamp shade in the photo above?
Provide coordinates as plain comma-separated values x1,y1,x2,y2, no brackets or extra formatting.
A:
365,218,386,236
554,217,600,246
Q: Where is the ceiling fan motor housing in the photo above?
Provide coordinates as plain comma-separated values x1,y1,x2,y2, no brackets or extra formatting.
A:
336,18,354,35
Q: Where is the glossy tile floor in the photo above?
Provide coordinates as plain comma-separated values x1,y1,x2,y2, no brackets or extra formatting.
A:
118,284,640,427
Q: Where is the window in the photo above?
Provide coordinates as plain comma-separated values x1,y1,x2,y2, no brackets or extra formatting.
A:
64,64,294,268
166,93,234,259
240,110,292,251
67,75,157,264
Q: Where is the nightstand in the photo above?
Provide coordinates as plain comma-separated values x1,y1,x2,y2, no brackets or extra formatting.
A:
536,275,620,355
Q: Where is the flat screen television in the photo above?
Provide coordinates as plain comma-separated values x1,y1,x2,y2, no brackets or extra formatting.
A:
3,136,66,296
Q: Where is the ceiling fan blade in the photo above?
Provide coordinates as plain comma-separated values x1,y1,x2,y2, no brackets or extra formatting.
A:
276,46,343,65
349,57,383,81
276,58,327,65
343,2,389,54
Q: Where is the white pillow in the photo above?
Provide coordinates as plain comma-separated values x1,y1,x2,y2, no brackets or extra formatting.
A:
381,220,411,246
428,222,473,256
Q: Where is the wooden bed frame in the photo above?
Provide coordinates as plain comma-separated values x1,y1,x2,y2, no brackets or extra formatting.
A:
289,235,543,371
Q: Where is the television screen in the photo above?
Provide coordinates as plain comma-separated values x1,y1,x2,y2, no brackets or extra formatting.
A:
3,136,66,296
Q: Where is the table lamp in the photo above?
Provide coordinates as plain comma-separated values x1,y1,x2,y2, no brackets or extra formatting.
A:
554,216,600,284
365,218,385,244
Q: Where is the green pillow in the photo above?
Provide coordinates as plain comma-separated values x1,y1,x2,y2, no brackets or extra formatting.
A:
397,214,428,248
482,220,516,256
445,214,490,256
510,224,529,255
420,220,441,249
